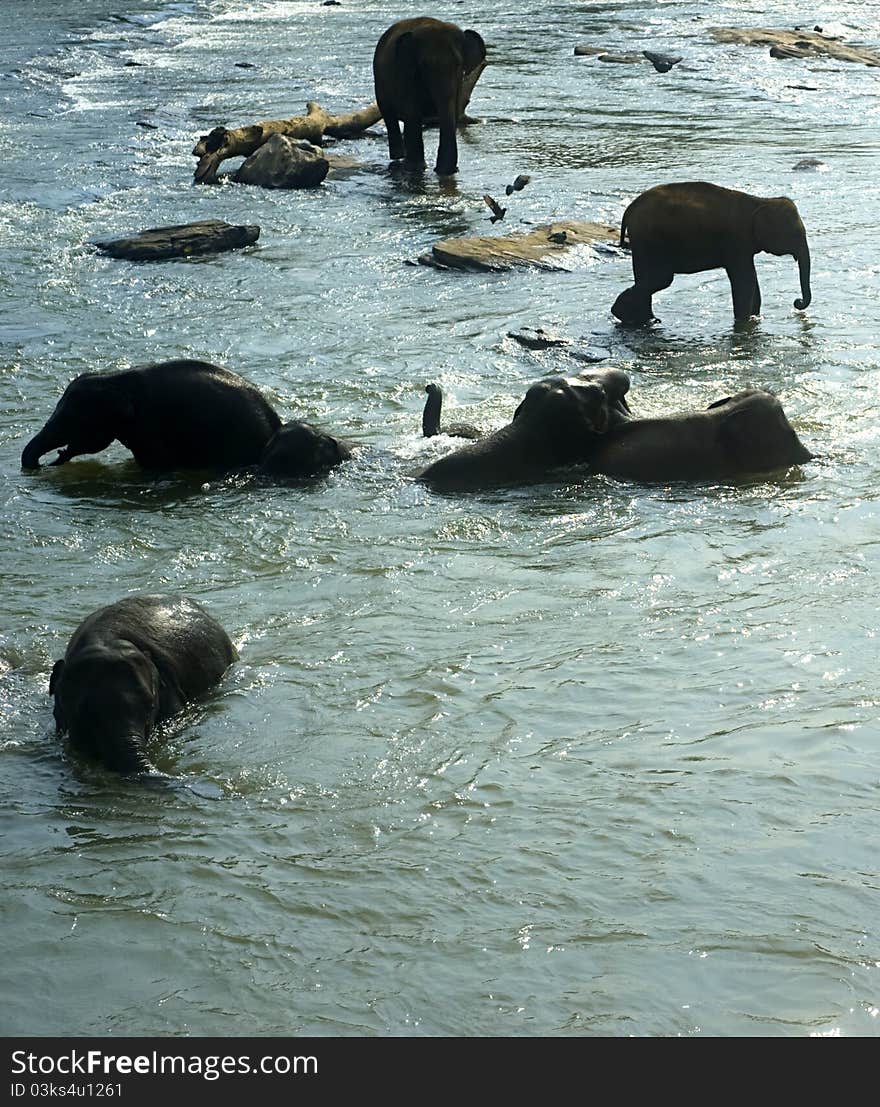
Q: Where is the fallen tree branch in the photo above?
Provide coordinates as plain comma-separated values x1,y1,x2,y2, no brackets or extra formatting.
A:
193,100,382,184
192,61,488,185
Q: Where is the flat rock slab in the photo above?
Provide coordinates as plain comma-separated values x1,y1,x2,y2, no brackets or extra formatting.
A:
419,221,618,273
95,219,260,261
710,27,880,67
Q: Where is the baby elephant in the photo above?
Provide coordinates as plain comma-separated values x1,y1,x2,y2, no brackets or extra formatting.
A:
612,181,812,324
22,359,281,472
50,594,237,773
258,420,353,479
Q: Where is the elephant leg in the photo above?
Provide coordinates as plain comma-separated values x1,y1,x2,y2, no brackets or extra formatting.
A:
402,120,426,169
612,260,672,323
435,114,458,176
384,114,405,161
751,276,762,317
727,260,760,322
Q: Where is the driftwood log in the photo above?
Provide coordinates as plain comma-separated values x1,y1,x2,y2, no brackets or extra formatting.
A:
193,101,382,184
192,63,487,184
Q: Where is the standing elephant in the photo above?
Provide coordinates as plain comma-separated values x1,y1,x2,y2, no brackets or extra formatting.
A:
373,17,487,175
21,359,281,471
418,369,813,490
611,181,812,324
258,420,353,479
49,594,237,773
418,369,631,491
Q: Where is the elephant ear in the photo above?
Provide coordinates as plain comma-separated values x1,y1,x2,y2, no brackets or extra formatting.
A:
462,30,486,73
751,199,799,257
49,658,65,696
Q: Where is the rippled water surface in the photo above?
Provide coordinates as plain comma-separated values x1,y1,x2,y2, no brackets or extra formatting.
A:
2,0,880,1036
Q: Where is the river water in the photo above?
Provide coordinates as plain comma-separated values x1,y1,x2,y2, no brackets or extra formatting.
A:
2,0,879,1037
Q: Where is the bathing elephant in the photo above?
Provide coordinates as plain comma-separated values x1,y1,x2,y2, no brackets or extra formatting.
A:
49,594,237,773
418,369,812,490
422,383,482,440
586,389,813,482
21,359,281,471
611,181,812,324
258,420,353,479
373,17,486,175
418,368,631,491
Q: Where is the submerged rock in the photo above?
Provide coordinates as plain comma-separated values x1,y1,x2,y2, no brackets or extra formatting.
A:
418,221,618,273
95,219,260,261
710,27,880,67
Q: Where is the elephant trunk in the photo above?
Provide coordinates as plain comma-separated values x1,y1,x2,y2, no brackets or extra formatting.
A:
21,418,66,469
794,244,811,311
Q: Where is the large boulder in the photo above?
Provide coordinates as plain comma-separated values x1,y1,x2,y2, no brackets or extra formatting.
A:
233,134,330,189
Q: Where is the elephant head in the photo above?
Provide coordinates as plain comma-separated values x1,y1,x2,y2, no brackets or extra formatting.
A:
21,372,131,469
419,369,631,491
50,642,160,773
258,420,352,479
752,197,811,311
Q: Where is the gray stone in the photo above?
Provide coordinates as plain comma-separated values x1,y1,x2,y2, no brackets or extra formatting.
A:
95,219,260,261
232,134,329,189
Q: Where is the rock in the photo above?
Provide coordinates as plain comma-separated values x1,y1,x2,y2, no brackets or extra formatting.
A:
574,45,607,56
418,221,618,273
792,157,828,171
709,27,880,67
234,62,256,69
94,220,260,261
643,50,682,72
232,134,329,189
597,53,642,64
507,328,570,350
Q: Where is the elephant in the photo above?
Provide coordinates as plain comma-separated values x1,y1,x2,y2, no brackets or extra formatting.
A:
585,389,813,482
21,359,281,472
418,369,813,490
418,368,632,491
422,383,482,440
258,420,353,479
611,181,812,324
49,594,237,773
373,17,487,175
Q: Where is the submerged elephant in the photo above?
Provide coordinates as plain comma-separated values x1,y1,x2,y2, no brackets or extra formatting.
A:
611,181,812,324
258,420,353,479
418,369,812,490
373,17,486,175
21,359,281,471
49,594,237,773
418,369,631,491
422,383,482,440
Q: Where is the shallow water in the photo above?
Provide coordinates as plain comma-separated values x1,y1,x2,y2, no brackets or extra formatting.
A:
2,0,879,1036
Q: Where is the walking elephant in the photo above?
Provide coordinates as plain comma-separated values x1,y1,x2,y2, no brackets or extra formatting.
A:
49,594,237,773
611,181,812,324
373,17,486,175
418,369,812,490
21,359,281,471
